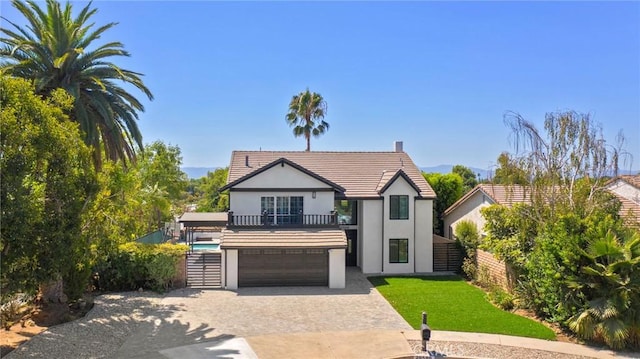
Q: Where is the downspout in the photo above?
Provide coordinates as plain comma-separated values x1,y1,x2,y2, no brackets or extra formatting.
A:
381,196,385,274
224,249,227,289
413,197,417,274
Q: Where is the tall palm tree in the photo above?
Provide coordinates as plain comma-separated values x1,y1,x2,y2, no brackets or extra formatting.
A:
0,0,153,168
285,89,328,151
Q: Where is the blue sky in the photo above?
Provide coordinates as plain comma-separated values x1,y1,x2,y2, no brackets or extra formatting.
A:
1,1,639,172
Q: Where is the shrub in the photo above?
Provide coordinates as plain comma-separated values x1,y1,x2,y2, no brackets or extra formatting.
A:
487,287,515,311
93,242,188,292
454,220,480,279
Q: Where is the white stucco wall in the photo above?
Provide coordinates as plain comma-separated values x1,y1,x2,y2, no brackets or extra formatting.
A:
607,180,640,203
361,199,383,274
414,199,433,273
229,191,334,216
382,177,417,274
443,191,493,239
328,248,346,289
225,249,238,290
234,162,331,189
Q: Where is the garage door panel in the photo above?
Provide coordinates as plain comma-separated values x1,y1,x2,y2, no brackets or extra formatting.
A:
238,248,328,287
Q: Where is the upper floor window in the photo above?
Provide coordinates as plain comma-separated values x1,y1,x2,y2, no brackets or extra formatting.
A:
261,196,303,224
335,199,358,225
389,195,409,220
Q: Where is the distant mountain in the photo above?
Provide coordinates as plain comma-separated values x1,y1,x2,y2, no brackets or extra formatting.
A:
182,167,217,179
420,165,491,180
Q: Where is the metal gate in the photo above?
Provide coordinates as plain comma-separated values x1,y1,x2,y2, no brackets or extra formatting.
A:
186,252,221,288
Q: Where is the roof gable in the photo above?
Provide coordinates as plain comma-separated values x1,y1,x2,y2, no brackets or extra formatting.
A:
444,184,530,216
377,169,421,194
221,157,345,192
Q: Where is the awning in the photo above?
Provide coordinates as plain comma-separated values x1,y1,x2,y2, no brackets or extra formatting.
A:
220,229,347,249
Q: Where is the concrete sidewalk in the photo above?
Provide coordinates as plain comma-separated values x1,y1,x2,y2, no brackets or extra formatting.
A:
403,330,640,359
247,330,413,359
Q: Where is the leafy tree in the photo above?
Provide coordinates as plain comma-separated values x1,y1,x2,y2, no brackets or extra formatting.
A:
492,152,529,185
196,168,229,212
285,89,328,151
1,76,96,300
452,165,478,193
138,141,188,202
423,172,464,235
0,0,153,168
505,110,626,219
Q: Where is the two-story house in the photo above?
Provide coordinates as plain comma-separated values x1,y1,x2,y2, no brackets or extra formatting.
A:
218,142,436,289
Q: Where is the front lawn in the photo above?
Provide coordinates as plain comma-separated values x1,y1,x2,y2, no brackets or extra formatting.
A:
369,275,555,340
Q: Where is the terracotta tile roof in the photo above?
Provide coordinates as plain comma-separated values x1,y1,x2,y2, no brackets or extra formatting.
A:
617,196,640,225
478,184,532,207
226,151,436,198
617,175,640,190
220,229,347,248
444,184,531,216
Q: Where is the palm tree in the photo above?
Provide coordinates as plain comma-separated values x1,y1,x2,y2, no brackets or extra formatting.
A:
0,0,153,168
567,230,640,349
285,89,328,151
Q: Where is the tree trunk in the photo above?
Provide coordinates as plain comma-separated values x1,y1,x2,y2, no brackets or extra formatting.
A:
39,275,68,303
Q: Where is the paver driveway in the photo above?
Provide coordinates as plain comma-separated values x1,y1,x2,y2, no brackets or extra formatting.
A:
115,267,411,357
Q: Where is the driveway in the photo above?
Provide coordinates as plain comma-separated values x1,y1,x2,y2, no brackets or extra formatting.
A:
7,268,412,359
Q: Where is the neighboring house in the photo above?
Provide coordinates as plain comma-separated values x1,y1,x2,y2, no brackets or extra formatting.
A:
218,142,436,289
444,176,640,239
605,174,640,225
442,184,530,239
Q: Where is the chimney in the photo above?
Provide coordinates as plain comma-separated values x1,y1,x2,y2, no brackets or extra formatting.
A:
245,155,249,167
394,141,403,152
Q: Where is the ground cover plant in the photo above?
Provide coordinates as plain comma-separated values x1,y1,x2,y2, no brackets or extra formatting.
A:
369,275,555,340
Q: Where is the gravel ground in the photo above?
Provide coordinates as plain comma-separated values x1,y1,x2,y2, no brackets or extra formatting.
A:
5,292,163,359
408,340,610,359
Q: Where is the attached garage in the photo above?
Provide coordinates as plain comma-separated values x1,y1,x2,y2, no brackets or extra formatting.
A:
221,229,347,288
238,248,328,286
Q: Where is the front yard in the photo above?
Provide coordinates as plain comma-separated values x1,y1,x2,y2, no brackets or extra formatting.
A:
369,275,555,340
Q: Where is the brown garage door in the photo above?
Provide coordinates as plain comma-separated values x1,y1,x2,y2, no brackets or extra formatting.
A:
238,248,328,287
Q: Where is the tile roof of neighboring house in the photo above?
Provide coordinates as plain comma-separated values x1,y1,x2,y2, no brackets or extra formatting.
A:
219,229,347,249
617,196,640,225
605,174,640,224
444,184,531,216
617,175,640,190
225,151,436,198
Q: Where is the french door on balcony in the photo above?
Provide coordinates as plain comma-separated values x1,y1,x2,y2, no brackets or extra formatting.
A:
261,196,304,225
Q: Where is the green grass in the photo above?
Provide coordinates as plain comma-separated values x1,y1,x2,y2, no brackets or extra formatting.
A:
369,275,555,340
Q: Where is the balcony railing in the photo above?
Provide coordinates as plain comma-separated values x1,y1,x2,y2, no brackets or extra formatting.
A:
227,211,339,228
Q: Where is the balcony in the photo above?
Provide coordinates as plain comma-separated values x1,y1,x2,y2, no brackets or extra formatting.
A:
227,211,339,229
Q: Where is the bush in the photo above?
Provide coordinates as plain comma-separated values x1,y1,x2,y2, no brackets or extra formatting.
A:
93,242,188,292
487,287,515,311
454,220,480,279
